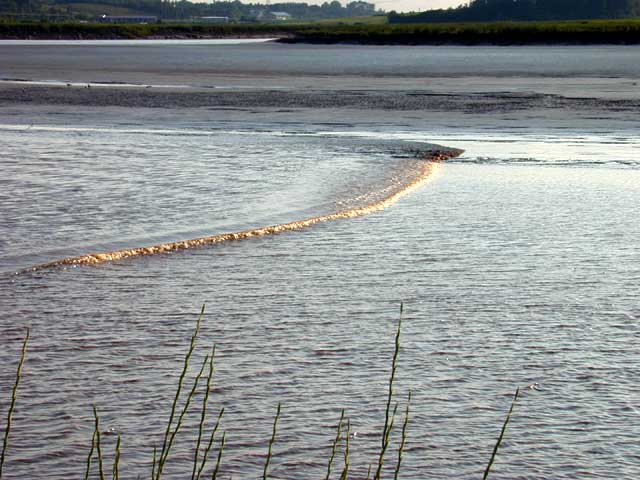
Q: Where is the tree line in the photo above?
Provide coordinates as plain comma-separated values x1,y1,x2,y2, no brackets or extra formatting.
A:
1,0,377,21
389,0,640,23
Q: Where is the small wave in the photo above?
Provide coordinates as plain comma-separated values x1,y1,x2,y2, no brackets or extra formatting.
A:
451,156,640,169
0,79,191,89
21,148,462,273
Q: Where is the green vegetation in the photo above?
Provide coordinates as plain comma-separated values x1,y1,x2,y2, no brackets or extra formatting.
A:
0,0,377,23
281,19,640,44
55,2,146,17
0,328,29,479
311,15,388,26
0,20,299,39
483,387,520,480
1,18,640,43
390,0,640,24
0,305,519,479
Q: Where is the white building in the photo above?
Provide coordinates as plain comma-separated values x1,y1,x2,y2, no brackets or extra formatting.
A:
99,15,158,24
197,16,230,24
267,11,292,21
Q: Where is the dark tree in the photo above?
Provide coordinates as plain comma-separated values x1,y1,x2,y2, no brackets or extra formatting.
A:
389,0,640,23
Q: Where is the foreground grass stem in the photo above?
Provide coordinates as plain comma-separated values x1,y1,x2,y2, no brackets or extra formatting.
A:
340,419,351,480
374,303,404,480
326,409,345,480
263,402,281,480
483,387,520,480
0,328,29,480
394,390,412,480
112,434,121,480
93,405,105,480
211,432,226,480
192,345,216,480
156,304,205,480
196,407,225,480
84,425,97,480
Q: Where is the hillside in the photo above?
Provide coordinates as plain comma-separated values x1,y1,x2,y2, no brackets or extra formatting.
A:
390,0,640,23
54,3,146,16
0,0,378,22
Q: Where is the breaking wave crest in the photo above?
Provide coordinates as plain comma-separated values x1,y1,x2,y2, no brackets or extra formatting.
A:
24,148,461,273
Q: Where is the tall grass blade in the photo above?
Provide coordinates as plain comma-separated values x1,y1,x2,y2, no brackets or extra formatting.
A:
211,431,226,480
325,409,345,480
151,444,157,479
263,402,281,480
339,419,350,480
157,353,209,477
383,404,399,449
483,387,520,480
84,428,97,480
394,390,412,480
374,303,403,480
112,434,121,480
192,345,216,480
385,303,403,446
196,407,225,480
0,327,29,480
93,405,105,480
375,403,398,479
155,304,205,480
365,464,372,480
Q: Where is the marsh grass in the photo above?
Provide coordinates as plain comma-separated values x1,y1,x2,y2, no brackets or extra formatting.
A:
1,305,521,479
374,303,404,480
0,327,29,480
2,18,640,44
483,387,520,480
263,402,281,480
394,390,411,480
191,345,218,480
92,405,106,480
281,19,640,44
112,435,121,480
326,409,345,480
340,419,350,480
84,428,97,480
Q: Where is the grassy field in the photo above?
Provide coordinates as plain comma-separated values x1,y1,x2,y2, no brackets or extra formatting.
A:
1,18,640,43
54,2,147,16
0,21,300,39
310,15,388,26
283,18,640,44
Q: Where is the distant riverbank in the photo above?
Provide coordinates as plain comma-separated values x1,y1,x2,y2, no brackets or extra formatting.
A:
1,19,640,44
0,22,295,40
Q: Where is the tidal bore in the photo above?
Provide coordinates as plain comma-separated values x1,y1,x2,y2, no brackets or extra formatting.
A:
25,148,462,272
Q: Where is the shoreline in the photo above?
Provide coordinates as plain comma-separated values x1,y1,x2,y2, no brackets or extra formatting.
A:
1,31,638,45
0,33,286,41
1,19,640,45
1,82,638,113
2,35,639,46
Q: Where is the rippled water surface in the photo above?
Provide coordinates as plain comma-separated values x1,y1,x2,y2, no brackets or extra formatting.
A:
3,42,640,81
1,43,639,480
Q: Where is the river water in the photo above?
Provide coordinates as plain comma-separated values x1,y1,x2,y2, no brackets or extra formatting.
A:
0,41,639,479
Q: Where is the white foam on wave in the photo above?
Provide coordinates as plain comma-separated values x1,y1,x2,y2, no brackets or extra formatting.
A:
307,130,640,168
22,152,454,272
